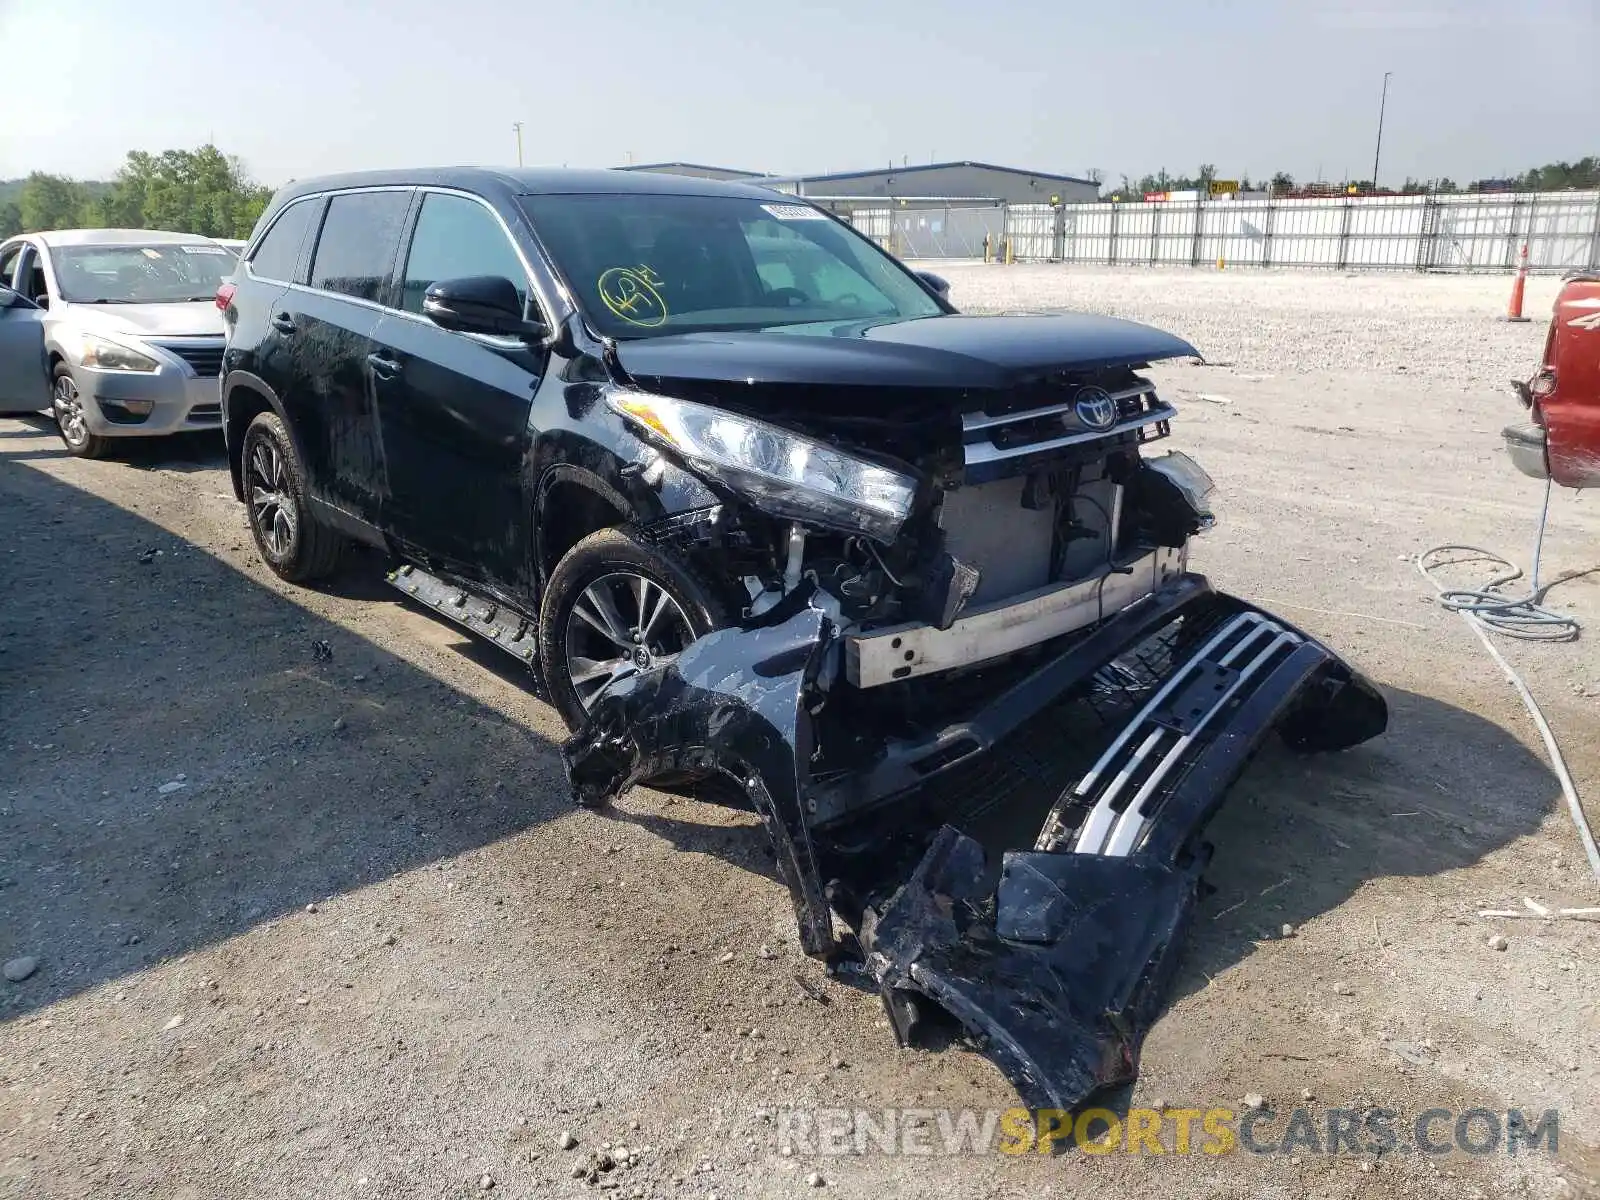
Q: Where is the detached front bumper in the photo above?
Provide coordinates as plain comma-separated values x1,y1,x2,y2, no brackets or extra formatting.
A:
563,572,1386,1110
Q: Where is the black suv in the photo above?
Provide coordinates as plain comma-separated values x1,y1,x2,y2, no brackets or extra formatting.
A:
219,167,1386,1110
218,167,1217,728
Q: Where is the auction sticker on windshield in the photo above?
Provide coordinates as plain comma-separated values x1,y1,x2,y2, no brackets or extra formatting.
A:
761,204,828,221
598,266,668,328
181,245,229,255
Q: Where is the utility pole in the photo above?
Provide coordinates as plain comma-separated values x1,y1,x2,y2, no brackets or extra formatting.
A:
512,122,524,168
1371,71,1392,189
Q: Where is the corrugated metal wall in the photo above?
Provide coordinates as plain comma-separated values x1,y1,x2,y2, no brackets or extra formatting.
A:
851,190,1600,270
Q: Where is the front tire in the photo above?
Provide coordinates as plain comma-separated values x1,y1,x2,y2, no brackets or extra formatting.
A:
52,366,109,459
240,411,344,583
539,527,732,732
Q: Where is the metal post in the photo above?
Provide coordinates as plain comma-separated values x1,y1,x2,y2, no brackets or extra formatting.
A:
1190,192,1204,267
1371,72,1392,189
1261,194,1276,269
1588,190,1600,272
1108,202,1119,266
512,122,524,168
1337,199,1353,270
1150,202,1160,266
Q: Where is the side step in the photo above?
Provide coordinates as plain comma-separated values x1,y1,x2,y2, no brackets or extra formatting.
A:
385,563,540,666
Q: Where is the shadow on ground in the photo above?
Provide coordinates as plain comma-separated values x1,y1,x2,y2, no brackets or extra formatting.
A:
1,451,568,1022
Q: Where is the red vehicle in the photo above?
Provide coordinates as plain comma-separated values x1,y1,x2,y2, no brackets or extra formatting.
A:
1504,272,1600,487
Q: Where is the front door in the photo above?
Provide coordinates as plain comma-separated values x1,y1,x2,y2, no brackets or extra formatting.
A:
370,191,545,589
0,285,48,414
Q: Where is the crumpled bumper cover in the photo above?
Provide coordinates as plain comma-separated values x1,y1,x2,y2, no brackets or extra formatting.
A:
562,572,1387,1111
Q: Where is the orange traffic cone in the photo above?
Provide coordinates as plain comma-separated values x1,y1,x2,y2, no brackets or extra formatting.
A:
1502,243,1531,322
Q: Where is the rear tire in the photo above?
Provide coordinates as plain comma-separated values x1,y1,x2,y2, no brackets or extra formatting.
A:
539,526,732,733
51,365,109,459
240,411,344,583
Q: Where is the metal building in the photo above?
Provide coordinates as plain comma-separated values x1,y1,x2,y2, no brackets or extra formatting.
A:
614,162,770,182
766,162,1100,206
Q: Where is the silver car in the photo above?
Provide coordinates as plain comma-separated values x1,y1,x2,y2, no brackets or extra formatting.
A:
0,229,234,457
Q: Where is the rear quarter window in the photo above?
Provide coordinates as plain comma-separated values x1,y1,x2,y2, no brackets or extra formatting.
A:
248,200,318,283
308,191,412,304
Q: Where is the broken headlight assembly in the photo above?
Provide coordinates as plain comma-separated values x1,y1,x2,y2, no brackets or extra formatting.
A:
1145,451,1216,530
608,390,917,542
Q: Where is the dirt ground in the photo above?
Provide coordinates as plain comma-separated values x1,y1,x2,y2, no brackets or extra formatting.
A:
3,267,1597,1200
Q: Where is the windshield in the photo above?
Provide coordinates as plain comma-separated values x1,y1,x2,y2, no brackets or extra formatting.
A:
521,193,944,338
52,243,236,304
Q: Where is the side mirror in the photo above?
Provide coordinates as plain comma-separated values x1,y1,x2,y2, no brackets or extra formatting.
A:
423,275,547,340
915,270,951,300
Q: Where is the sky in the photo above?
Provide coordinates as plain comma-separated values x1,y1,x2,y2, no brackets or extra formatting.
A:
1,0,1595,190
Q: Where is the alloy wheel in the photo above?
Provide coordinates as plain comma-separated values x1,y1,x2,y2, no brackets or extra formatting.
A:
247,438,297,558
563,571,695,711
53,375,88,448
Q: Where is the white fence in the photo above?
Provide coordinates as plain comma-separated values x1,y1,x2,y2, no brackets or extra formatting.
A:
855,190,1600,272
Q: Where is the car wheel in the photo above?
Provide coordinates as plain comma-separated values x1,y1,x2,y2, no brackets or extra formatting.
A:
240,410,344,583
52,366,109,459
539,526,733,733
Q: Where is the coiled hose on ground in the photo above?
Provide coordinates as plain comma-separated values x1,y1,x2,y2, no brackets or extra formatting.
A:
1417,478,1599,884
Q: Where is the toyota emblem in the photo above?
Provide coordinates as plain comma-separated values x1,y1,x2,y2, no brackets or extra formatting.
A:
1074,387,1119,431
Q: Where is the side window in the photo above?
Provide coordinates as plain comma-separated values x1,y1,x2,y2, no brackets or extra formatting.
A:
308,191,411,304
0,243,22,289
247,200,317,283
17,248,47,305
400,194,529,315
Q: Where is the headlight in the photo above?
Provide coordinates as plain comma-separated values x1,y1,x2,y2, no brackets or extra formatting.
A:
608,390,916,541
1146,451,1216,530
74,332,159,373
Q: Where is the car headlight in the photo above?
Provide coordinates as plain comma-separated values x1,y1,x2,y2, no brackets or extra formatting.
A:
1146,451,1216,530
608,390,917,541
73,332,159,373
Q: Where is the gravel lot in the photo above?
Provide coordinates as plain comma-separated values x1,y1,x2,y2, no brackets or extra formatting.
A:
3,267,1597,1199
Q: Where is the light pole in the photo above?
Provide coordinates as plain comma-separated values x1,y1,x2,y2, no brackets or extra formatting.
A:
1370,72,1391,190
512,122,524,168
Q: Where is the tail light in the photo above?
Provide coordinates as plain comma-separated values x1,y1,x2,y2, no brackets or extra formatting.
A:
1530,368,1558,399
214,282,236,312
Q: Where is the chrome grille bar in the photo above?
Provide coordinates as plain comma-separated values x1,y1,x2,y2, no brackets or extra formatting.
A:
1045,611,1305,856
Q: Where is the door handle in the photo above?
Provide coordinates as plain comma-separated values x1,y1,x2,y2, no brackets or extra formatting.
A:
270,312,297,334
366,351,401,379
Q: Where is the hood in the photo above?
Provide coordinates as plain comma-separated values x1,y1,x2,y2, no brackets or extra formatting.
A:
63,300,224,339
612,312,1198,392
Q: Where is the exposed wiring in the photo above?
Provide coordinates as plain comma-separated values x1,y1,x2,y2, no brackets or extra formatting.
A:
864,538,906,588
1417,478,1599,885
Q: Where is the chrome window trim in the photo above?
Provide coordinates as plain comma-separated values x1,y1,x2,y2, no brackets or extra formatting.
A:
246,183,564,346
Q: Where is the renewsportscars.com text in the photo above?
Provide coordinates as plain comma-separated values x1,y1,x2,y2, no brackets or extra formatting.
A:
775,1106,1559,1157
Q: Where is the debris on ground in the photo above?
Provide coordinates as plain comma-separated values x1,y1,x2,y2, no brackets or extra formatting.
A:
1487,934,1510,951
3,956,38,982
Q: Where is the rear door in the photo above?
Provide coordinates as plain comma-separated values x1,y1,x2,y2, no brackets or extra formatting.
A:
369,190,546,585
278,188,413,529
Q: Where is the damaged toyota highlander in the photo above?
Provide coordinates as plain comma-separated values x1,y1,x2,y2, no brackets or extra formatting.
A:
219,168,1387,1110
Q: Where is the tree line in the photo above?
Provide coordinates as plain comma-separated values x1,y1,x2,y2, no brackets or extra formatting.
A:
0,144,273,240
1112,155,1598,201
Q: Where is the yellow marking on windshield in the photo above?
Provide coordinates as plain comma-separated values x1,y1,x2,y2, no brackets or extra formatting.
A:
598,266,668,327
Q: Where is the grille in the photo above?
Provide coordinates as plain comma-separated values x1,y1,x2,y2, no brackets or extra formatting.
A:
153,340,225,377
960,377,1173,480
